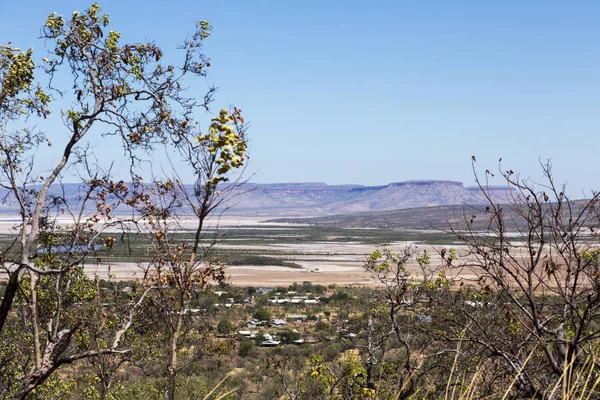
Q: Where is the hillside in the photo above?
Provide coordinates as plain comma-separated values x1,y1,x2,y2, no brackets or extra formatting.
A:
269,199,597,232
269,204,503,231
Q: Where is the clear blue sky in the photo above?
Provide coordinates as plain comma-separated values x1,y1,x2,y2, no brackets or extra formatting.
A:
1,1,599,195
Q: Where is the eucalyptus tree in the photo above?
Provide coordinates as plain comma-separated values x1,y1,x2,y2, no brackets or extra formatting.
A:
0,3,247,398
135,107,248,400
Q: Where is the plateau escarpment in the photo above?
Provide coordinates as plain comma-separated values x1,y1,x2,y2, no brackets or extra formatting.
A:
0,180,512,218
223,180,512,216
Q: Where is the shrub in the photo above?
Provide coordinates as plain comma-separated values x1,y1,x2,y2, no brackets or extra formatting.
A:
253,308,271,322
238,340,254,357
216,319,235,336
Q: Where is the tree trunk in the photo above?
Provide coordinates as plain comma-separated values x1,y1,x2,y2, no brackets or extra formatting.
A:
0,265,26,331
30,272,41,370
167,310,183,400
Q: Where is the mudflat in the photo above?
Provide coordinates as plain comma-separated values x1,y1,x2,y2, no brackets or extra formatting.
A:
0,215,561,287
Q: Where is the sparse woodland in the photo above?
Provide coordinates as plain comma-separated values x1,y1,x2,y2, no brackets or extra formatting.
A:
1,3,599,400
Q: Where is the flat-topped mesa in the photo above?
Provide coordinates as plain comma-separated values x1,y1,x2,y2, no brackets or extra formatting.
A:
232,182,365,192
241,182,330,190
217,181,495,193
388,180,464,187
465,186,511,191
0,180,519,217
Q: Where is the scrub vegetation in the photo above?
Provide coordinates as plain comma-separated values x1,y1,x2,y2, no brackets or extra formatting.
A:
1,3,599,400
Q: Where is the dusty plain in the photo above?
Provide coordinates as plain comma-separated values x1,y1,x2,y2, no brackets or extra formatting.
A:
0,215,541,287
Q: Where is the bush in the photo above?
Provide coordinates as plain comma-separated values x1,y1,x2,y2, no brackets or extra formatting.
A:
278,328,301,344
253,308,271,322
330,291,351,302
315,321,329,332
238,340,254,357
217,319,235,336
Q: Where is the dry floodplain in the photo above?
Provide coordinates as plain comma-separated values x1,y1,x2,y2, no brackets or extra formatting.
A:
0,215,575,287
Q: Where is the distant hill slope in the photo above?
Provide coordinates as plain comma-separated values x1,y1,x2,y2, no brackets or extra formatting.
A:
0,180,513,217
269,204,499,230
269,200,596,232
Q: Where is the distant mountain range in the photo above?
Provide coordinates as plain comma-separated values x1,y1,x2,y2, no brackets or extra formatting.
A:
223,180,513,216
0,180,513,218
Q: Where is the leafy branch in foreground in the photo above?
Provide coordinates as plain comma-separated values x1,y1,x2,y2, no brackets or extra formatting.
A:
0,3,248,398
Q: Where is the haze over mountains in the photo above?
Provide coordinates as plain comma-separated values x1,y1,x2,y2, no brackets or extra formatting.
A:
220,180,513,216
0,180,513,218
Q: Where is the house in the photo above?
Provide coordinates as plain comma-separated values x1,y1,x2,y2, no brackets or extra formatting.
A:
270,319,287,327
268,298,289,304
287,314,308,321
261,339,281,347
416,314,432,323
246,318,265,328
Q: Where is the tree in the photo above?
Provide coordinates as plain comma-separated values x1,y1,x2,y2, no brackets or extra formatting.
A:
217,319,235,336
437,160,600,398
238,340,254,357
137,103,247,400
254,308,272,322
0,3,247,398
278,328,301,344
363,248,449,399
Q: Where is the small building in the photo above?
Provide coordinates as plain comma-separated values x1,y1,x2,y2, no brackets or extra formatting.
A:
416,314,432,323
268,298,289,304
246,318,265,328
287,314,308,321
261,339,281,347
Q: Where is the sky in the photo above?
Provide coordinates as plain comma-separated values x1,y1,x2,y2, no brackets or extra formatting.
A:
0,1,599,195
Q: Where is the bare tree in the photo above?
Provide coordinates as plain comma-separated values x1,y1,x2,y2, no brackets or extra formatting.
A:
437,159,600,398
